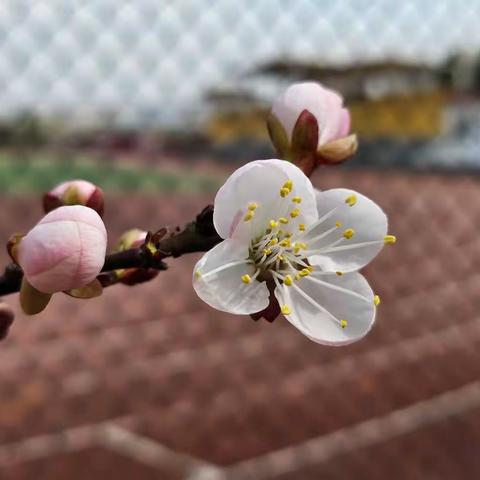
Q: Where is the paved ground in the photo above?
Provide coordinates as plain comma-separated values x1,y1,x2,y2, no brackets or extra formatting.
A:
0,168,479,479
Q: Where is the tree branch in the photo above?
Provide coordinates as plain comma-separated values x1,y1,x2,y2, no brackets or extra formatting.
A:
0,205,222,296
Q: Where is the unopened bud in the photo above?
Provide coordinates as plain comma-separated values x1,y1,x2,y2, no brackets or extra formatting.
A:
114,228,148,251
268,82,356,175
17,205,107,294
114,229,159,286
43,180,105,216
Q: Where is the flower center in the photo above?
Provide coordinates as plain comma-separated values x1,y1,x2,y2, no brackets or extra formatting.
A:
247,219,311,282
240,179,312,284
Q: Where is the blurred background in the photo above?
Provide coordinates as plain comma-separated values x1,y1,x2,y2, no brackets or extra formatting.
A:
1,0,480,478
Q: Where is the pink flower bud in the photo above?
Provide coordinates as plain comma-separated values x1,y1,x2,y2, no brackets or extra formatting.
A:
43,180,105,216
268,82,357,174
17,206,107,294
271,82,350,147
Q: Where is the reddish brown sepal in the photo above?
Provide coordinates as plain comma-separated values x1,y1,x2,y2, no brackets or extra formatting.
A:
42,193,63,214
291,110,319,158
141,228,168,258
120,268,159,286
151,227,168,244
250,280,280,323
289,110,319,177
86,187,105,217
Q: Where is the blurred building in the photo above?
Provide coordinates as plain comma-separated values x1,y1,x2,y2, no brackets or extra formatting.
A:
205,60,446,144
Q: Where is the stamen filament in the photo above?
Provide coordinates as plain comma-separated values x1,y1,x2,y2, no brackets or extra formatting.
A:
305,225,340,244
305,239,385,255
307,275,372,303
305,206,339,233
201,259,253,279
290,282,345,327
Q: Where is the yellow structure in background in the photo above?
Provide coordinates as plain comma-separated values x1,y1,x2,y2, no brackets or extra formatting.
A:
206,107,269,144
349,91,446,139
206,91,446,144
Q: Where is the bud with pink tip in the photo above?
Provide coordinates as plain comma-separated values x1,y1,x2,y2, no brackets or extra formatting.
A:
267,82,357,176
17,205,107,294
43,180,105,216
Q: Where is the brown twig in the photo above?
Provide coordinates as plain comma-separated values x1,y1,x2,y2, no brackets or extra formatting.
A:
0,205,222,296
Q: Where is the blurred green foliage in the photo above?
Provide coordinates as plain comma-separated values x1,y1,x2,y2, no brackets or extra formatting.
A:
0,155,221,194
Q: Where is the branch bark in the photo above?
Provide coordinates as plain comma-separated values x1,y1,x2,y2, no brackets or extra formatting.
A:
0,205,222,296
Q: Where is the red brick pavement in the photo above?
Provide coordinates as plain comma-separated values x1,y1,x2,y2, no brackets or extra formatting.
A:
0,169,479,479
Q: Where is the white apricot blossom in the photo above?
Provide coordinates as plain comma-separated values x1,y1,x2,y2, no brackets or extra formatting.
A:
193,159,395,346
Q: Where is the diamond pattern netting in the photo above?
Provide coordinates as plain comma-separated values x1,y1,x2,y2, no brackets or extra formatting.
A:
1,0,480,126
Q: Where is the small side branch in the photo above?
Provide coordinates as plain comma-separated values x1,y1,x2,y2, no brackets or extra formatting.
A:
0,205,222,296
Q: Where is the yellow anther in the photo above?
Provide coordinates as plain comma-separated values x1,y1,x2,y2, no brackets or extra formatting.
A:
281,304,292,315
307,265,314,272
262,248,272,255
292,196,302,203
194,270,202,279
384,235,396,245
345,194,357,206
280,187,290,198
299,223,306,232
294,246,301,254
244,211,254,222
268,238,278,246
278,229,284,235
241,274,251,284
283,180,293,191
335,220,343,228
279,217,289,224
336,271,343,276
374,295,381,306
299,268,311,277
278,255,285,261
283,275,293,286
248,202,258,211
343,228,355,239
294,242,307,254
280,239,291,248
290,208,301,218
269,219,278,228
285,232,293,238
294,274,301,281
340,319,348,329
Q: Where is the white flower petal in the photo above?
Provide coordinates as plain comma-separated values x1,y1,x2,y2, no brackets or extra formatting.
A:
303,189,387,272
193,239,269,314
213,159,318,241
274,271,375,346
